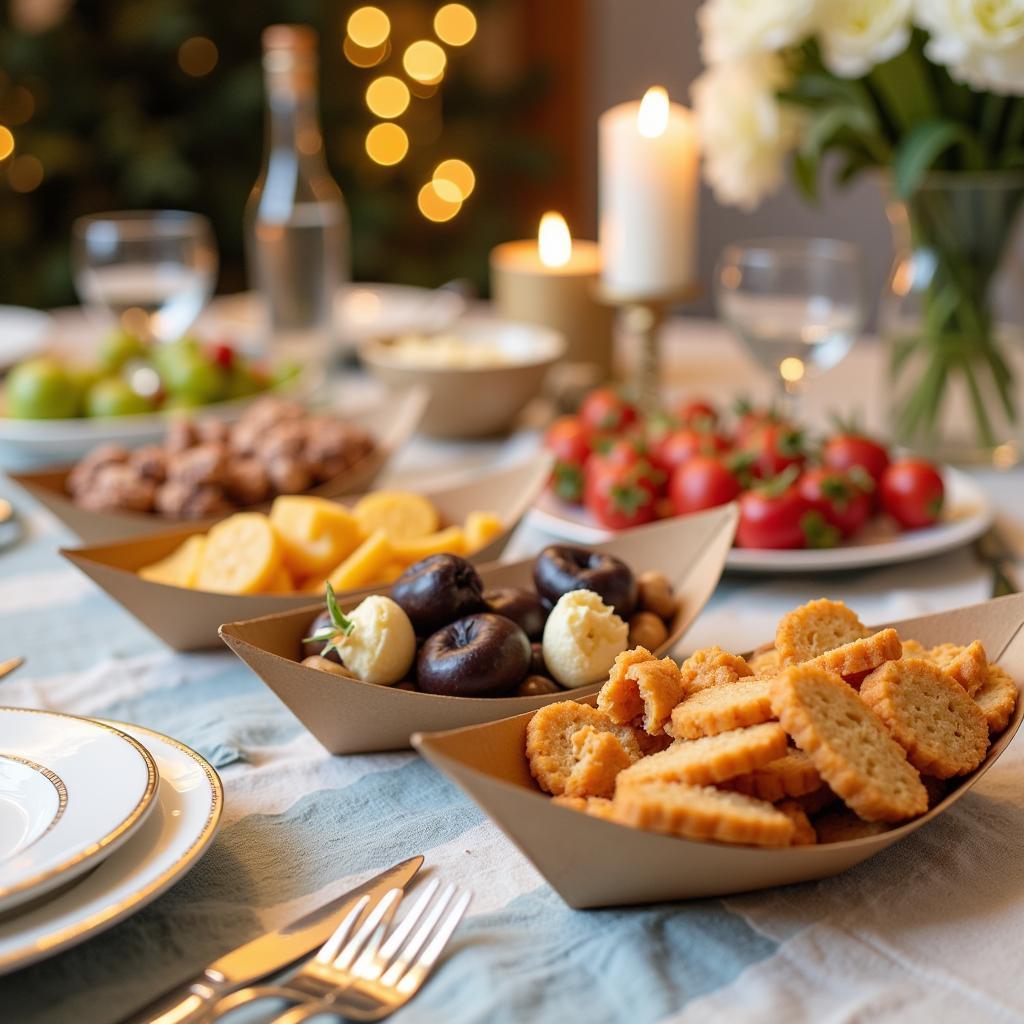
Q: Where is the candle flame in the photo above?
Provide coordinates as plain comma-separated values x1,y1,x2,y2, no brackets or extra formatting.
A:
538,211,572,268
637,86,669,138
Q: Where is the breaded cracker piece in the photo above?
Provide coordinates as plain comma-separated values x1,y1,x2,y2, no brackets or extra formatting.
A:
776,799,817,845
813,807,893,844
795,785,839,815
928,641,988,697
564,726,637,798
771,664,927,822
725,748,822,802
860,658,989,778
678,646,753,693
808,627,902,678
901,639,928,659
776,599,868,665
616,722,788,789
597,646,657,726
624,657,687,735
748,646,781,678
667,677,775,740
974,664,1018,735
551,794,616,820
612,781,795,847
526,701,642,796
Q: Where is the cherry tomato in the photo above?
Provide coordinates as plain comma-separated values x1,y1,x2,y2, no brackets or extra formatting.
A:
579,387,638,434
798,467,873,538
733,400,785,446
669,455,741,515
747,423,807,479
208,341,236,371
880,459,945,529
584,460,660,530
822,433,891,486
737,475,839,549
650,426,730,474
544,416,591,504
586,436,648,477
677,398,718,428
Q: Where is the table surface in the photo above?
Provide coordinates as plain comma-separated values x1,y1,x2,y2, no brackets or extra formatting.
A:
2,317,1024,1024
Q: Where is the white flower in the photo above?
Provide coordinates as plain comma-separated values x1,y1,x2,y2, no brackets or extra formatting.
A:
918,0,1024,94
692,55,804,211
697,0,819,64
818,0,913,77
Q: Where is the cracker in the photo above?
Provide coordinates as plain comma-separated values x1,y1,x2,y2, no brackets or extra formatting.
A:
928,641,988,697
771,664,927,822
616,722,788,789
678,646,754,693
565,726,638,798
596,646,657,726
552,794,616,821
974,664,1018,735
526,701,642,796
808,627,902,679
624,656,688,735
748,647,781,678
860,658,989,778
611,781,796,847
668,677,775,740
725,748,822,802
813,807,893,844
776,599,868,665
901,639,929,659
776,799,817,845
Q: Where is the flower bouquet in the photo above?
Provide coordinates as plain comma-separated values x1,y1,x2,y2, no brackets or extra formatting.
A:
693,0,1024,463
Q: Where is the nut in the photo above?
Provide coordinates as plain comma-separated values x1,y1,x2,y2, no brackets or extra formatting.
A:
516,674,561,697
67,443,129,495
628,611,669,652
166,417,197,455
129,444,168,483
76,463,155,513
301,655,357,679
267,455,312,495
637,570,678,622
166,443,228,488
263,420,309,460
195,418,230,445
224,457,271,507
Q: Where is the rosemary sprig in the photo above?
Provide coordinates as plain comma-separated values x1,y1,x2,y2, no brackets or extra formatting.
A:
302,581,355,658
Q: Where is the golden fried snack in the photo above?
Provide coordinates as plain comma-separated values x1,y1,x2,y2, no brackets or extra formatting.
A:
807,628,902,679
724,748,823,802
748,646,781,678
927,641,988,697
775,800,817,846
794,785,839,815
974,664,1018,734
771,664,927,822
667,677,775,740
597,649,685,736
813,808,893,844
596,647,657,726
526,701,642,796
616,723,788,789
901,639,928,659
564,726,637,799
860,658,989,778
678,646,754,694
776,599,868,665
612,782,796,847
552,794,616,820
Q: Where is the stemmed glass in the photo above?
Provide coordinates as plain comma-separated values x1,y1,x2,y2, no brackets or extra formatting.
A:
72,211,218,342
715,238,866,421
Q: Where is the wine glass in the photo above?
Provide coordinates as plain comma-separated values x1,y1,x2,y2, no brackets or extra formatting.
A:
72,211,218,342
715,238,865,421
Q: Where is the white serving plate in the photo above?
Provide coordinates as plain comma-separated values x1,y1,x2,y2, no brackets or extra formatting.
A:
0,306,52,371
0,719,222,975
0,709,159,914
529,465,993,574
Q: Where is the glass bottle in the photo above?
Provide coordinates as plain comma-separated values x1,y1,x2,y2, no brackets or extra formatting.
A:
245,24,349,369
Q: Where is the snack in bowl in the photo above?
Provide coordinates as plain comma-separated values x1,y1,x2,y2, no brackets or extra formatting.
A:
525,599,1018,846
298,548,680,698
137,493,503,595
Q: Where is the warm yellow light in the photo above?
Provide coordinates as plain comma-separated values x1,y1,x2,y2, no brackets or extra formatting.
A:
637,86,669,138
366,76,410,118
418,181,462,222
434,3,477,46
0,126,13,161
178,36,218,77
432,158,475,201
8,154,42,192
403,40,447,84
780,357,805,383
538,212,572,268
365,122,409,165
347,6,390,48
343,36,388,67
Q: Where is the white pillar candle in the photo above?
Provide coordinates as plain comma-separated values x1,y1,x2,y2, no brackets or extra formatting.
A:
599,86,699,299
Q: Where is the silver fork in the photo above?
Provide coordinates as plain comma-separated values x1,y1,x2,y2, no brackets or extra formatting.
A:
270,878,470,1023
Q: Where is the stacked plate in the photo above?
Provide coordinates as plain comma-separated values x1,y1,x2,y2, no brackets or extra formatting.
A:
0,707,223,975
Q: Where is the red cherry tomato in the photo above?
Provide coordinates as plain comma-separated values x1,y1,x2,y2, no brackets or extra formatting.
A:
822,433,891,486
586,436,648,477
584,460,660,530
208,342,236,370
544,416,591,504
579,387,638,434
880,459,945,529
797,467,873,538
737,474,839,550
677,398,718,428
650,426,730,474
669,455,741,515
733,401,785,446
747,423,807,479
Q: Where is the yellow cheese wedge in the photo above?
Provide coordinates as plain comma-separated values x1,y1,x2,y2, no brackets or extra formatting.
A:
391,525,466,564
464,510,504,553
326,529,393,591
265,565,295,593
138,535,207,588
270,496,363,577
195,513,283,595
352,491,439,542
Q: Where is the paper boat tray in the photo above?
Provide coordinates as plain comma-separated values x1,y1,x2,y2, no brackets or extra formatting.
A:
61,453,555,651
11,387,428,545
219,504,739,754
412,593,1024,909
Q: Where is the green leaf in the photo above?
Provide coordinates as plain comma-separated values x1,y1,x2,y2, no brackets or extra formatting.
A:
894,120,986,198
325,582,355,637
792,149,819,202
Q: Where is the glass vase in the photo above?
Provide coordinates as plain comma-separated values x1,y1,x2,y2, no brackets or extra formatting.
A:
880,174,1024,466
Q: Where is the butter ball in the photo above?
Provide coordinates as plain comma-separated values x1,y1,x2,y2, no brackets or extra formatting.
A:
338,595,416,685
542,589,628,688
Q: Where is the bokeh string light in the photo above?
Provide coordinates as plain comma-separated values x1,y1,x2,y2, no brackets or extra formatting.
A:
433,4,477,46
178,36,218,77
347,6,391,48
365,75,410,118
402,40,446,84
432,158,475,201
365,122,409,165
417,180,461,222
0,126,14,162
8,154,42,193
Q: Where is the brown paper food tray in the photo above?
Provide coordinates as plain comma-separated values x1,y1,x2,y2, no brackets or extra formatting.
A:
10,387,428,545
412,593,1024,908
61,453,555,651
219,504,739,754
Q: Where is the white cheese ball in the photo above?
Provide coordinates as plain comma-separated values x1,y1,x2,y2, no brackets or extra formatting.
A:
541,589,628,688
337,595,416,685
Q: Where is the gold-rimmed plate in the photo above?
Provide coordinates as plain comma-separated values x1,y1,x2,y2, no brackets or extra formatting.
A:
0,719,222,975
0,709,159,914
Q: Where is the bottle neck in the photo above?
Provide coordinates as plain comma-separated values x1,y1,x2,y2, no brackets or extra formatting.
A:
264,74,326,169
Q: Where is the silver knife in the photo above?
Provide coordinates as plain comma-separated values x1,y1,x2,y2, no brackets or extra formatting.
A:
123,855,424,1024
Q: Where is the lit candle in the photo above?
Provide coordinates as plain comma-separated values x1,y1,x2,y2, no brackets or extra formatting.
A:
490,213,614,379
599,86,699,298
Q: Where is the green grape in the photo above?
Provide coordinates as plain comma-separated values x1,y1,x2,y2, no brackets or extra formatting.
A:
84,377,153,418
160,350,226,404
5,357,79,419
98,330,148,373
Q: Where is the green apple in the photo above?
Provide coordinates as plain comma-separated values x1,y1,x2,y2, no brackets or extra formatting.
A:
5,357,79,419
84,377,153,418
98,330,148,373
160,350,226,404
